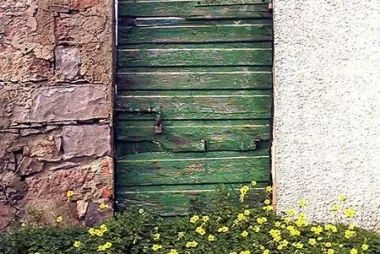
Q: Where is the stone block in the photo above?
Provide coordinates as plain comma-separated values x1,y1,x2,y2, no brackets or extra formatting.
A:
11,85,109,125
55,46,80,80
61,125,111,159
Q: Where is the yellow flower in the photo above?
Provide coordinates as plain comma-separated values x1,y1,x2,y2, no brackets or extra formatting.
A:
299,199,306,207
325,242,332,247
202,215,209,222
168,249,178,254
286,225,300,236
97,245,106,252
88,228,96,236
178,232,185,239
139,209,145,214
239,251,250,254
295,217,308,227
95,229,104,237
280,240,289,246
263,205,273,212
325,224,337,233
293,242,303,249
100,224,108,233
286,209,295,216
208,234,215,242
185,241,198,248
362,244,369,251
21,223,26,227
343,208,356,218
256,217,267,224
104,242,112,249
190,215,200,223
153,233,160,240
348,224,355,230
269,229,281,242
350,248,358,254
241,230,249,237
311,226,323,235
263,250,270,254
251,181,257,186
345,230,356,239
243,209,250,216
98,203,109,210
254,226,260,232
274,221,281,227
338,194,346,202
152,244,162,251
264,199,271,205
237,213,246,221
265,186,272,192
66,190,74,198
283,217,291,224
308,238,316,245
240,185,249,194
327,249,335,254
195,226,206,236
56,216,63,223
73,241,81,248
217,226,229,233
331,203,339,211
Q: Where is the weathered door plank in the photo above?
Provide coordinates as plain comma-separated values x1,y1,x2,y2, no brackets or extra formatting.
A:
119,20,272,44
117,67,272,90
118,43,272,67
116,120,270,152
117,90,271,120
116,184,267,216
119,1,271,19
116,151,269,186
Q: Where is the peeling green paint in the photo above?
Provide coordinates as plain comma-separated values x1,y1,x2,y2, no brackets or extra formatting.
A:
116,0,272,215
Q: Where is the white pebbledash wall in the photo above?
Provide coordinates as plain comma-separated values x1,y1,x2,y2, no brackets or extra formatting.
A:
272,0,380,231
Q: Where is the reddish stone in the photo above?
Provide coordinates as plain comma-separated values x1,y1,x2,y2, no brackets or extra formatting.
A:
0,204,15,231
72,0,100,10
101,187,112,198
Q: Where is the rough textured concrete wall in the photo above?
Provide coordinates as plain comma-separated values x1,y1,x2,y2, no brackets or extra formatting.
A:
273,0,380,231
0,0,113,230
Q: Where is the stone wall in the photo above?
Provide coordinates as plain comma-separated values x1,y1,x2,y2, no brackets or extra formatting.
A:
273,0,380,231
0,0,113,230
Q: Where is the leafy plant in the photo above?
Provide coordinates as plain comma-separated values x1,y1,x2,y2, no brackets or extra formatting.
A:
0,183,379,254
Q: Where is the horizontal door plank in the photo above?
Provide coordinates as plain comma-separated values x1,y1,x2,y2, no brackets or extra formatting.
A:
116,120,270,152
119,17,272,27
118,43,272,67
116,184,266,216
116,90,272,120
117,67,272,90
119,1,271,19
116,150,270,186
118,21,272,44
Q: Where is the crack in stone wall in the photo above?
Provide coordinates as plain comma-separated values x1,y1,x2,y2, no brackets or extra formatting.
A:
0,0,113,231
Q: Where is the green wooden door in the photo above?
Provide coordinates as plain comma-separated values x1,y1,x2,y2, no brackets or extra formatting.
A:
115,0,273,215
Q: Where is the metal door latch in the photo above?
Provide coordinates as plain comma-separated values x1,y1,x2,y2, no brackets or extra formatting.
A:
154,120,163,134
154,107,163,134
116,105,163,134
